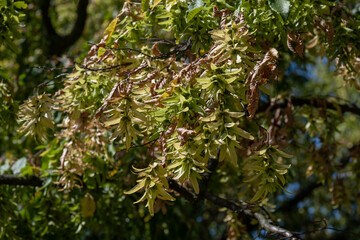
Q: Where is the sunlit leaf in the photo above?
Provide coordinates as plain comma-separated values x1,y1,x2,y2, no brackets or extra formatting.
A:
125,180,146,194
269,0,290,20
103,17,118,42
152,0,162,9
186,0,204,23
11,157,27,175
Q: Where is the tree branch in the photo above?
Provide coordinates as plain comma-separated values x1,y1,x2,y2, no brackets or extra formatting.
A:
0,175,43,187
258,96,360,116
39,0,89,56
168,178,197,203
165,152,300,239
203,193,300,240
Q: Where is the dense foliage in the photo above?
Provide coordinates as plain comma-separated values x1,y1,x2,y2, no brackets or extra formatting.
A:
1,0,360,239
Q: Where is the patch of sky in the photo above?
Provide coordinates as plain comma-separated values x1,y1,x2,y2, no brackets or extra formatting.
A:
251,230,267,240
310,137,322,149
331,171,353,179
320,206,328,215
333,209,341,220
351,203,358,213
326,227,335,235
276,182,300,206
209,228,216,237
308,207,315,215
285,182,300,197
259,92,269,103
285,57,337,97
285,62,316,80
322,56,336,72
332,170,352,178
276,194,286,202
297,199,311,209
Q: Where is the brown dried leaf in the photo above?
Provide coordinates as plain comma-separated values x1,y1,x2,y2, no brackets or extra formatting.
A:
284,99,295,127
287,32,304,58
159,124,177,165
94,82,124,119
212,6,222,18
176,128,196,146
164,123,176,138
245,48,278,85
246,49,278,119
325,22,334,48
60,147,68,170
250,126,268,151
152,42,161,57
314,16,334,48
136,70,160,87
247,85,260,119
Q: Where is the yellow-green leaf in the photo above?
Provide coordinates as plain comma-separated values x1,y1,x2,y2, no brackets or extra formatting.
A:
275,148,293,158
251,185,267,202
81,193,96,217
225,76,237,84
104,117,121,126
125,180,146,194
231,127,254,140
201,114,216,122
152,0,162,9
103,18,118,42
190,172,200,194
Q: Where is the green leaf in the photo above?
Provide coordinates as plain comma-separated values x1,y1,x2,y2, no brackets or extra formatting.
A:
228,112,245,118
104,117,121,126
186,0,204,23
125,179,146,194
274,148,293,158
98,47,106,57
152,0,162,9
210,63,217,70
103,18,118,42
243,173,261,183
227,142,238,166
225,76,237,84
142,0,150,11
190,172,200,194
134,192,148,204
196,77,212,83
81,193,96,217
269,0,291,20
148,132,160,142
274,171,286,185
179,106,189,113
0,69,11,81
19,165,33,176
0,163,10,174
156,183,175,201
201,114,216,122
147,197,155,216
234,0,243,16
168,161,182,170
251,184,267,202
231,127,254,140
225,123,236,128
11,157,27,175
4,35,19,54
13,1,27,9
